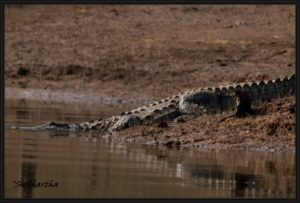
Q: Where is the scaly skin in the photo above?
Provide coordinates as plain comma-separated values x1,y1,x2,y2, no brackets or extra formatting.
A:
12,74,295,133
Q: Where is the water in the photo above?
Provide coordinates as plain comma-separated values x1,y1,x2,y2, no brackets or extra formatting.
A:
5,99,296,199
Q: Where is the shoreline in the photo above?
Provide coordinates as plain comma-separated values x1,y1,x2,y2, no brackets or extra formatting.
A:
5,87,150,106
6,86,295,153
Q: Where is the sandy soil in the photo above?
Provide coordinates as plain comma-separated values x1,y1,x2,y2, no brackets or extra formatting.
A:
5,5,296,152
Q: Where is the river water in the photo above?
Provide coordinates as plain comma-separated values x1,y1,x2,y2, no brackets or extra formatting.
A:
5,99,296,199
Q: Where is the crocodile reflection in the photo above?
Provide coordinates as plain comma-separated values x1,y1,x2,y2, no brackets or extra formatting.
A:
105,144,295,198
13,134,295,198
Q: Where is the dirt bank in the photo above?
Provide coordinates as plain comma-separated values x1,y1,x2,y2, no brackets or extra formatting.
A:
5,5,296,151
5,5,295,101
106,96,295,152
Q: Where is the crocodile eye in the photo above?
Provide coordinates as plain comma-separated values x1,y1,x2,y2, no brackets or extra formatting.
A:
120,112,126,116
134,110,139,114
140,108,146,111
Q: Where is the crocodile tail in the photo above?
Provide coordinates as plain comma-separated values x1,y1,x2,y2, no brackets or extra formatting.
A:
255,74,295,101
228,74,295,108
215,74,295,111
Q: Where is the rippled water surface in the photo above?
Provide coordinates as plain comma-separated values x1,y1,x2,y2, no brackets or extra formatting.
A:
5,99,296,199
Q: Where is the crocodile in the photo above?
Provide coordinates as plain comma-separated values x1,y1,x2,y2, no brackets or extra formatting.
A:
12,74,295,133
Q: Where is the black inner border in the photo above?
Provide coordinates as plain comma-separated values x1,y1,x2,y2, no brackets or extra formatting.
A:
0,1,298,202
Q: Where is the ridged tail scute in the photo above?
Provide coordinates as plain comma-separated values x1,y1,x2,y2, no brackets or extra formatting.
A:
265,80,277,99
236,74,295,102
288,74,295,96
249,82,260,101
274,78,284,98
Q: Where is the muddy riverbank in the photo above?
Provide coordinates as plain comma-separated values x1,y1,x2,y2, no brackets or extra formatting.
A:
5,5,296,152
107,96,295,153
